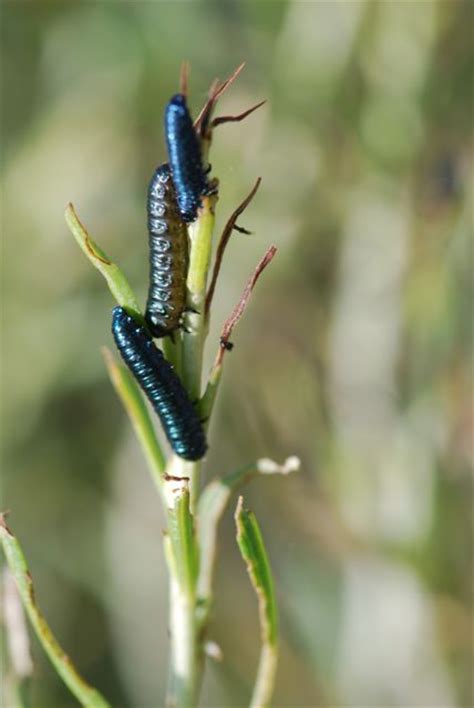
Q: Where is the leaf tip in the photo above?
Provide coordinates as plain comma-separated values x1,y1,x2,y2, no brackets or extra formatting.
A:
235,494,244,520
64,201,78,225
0,512,11,533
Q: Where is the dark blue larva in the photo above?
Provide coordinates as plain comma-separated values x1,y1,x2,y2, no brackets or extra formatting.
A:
145,163,188,338
165,93,208,223
112,306,207,461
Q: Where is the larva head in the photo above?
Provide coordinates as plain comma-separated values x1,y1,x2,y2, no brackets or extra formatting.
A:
168,93,188,112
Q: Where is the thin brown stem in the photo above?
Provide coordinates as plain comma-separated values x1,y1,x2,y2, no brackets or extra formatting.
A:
205,178,262,316
194,62,246,137
212,100,266,128
180,60,190,96
215,245,277,367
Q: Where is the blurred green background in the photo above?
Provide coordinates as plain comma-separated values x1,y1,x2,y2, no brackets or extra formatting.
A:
1,1,472,706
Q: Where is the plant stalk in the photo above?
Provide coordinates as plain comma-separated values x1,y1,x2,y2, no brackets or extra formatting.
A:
165,195,216,707
250,643,278,708
163,465,200,707
167,573,199,707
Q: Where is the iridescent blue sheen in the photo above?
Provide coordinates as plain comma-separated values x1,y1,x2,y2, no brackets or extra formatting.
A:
112,306,207,461
145,163,188,338
164,94,207,223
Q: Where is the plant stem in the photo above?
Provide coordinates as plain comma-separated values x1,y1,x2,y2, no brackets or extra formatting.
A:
235,497,279,708
196,463,259,627
165,195,216,707
250,643,278,708
163,473,199,708
182,195,216,403
0,516,110,708
167,573,199,708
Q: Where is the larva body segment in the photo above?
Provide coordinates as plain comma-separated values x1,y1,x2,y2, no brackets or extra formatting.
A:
112,306,207,461
145,163,188,338
165,93,208,223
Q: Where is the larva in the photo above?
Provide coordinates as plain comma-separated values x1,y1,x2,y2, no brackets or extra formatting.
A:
145,163,188,338
165,93,208,223
112,306,207,461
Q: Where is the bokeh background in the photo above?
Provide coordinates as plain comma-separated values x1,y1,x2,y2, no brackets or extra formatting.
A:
1,1,472,706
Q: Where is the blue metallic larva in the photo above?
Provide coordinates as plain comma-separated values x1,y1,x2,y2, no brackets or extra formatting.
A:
145,163,188,338
165,93,208,223
111,306,207,461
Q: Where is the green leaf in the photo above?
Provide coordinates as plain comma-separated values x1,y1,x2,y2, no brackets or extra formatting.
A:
234,498,279,708
186,195,217,298
65,203,142,321
198,363,222,423
197,457,299,618
102,347,166,494
2,566,33,708
234,497,278,647
164,477,198,594
182,194,217,400
197,462,258,614
0,515,110,708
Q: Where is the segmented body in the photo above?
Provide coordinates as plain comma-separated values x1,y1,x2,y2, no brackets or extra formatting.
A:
112,307,207,461
165,93,208,223
145,163,188,338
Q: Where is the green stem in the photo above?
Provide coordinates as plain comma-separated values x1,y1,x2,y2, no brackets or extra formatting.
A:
161,334,182,379
235,497,279,708
196,463,259,626
163,472,199,707
250,643,278,708
197,457,299,631
180,196,216,513
165,195,216,707
182,196,216,403
0,516,110,708
166,572,199,708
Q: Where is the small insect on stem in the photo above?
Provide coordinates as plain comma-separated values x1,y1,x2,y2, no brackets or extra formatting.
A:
216,245,277,367
165,94,209,223
220,337,234,351
145,164,189,339
112,307,207,461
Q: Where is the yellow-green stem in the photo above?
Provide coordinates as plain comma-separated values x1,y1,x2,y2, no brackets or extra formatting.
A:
163,470,199,707
250,643,278,708
182,195,216,402
165,194,216,708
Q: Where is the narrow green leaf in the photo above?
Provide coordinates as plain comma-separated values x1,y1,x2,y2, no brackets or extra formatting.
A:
234,497,278,647
197,457,299,617
2,567,33,708
235,498,279,708
102,347,165,494
186,195,217,298
182,194,217,401
163,463,201,708
198,362,222,423
0,515,110,708
164,477,198,594
161,334,182,378
65,203,142,320
197,462,257,613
